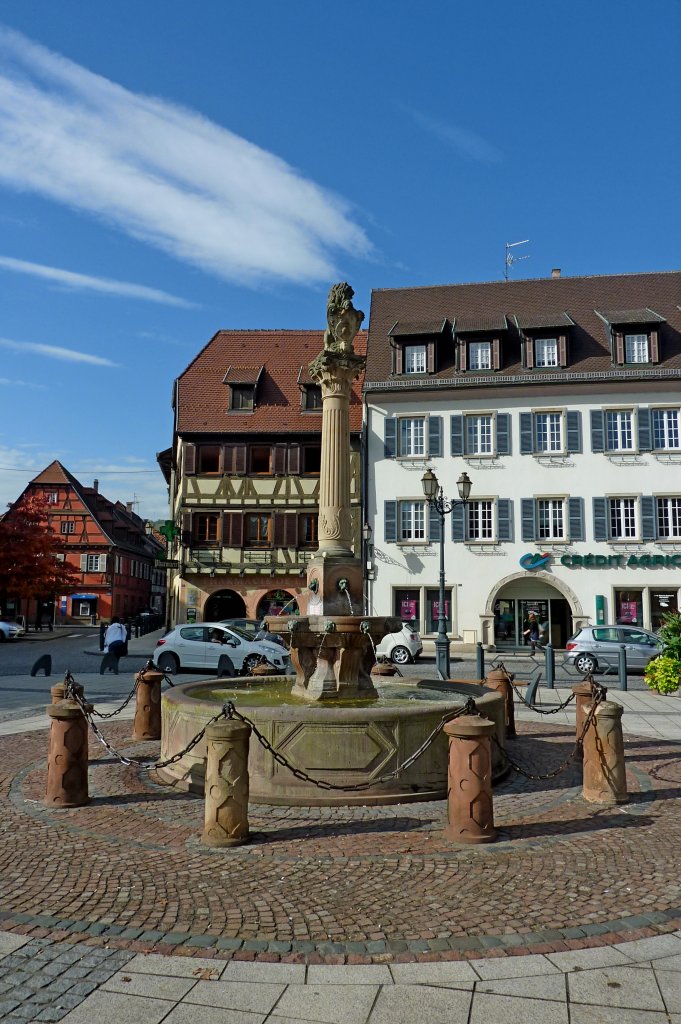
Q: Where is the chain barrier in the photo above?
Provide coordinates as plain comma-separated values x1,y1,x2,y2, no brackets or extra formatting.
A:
492,685,606,781
223,698,478,792
511,680,576,715
90,679,139,720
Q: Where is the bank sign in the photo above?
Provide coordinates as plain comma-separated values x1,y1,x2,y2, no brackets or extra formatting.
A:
520,551,681,570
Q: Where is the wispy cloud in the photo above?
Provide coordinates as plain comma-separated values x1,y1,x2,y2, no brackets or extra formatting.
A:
406,108,502,163
0,377,47,389
0,27,371,285
0,255,196,307
0,337,117,366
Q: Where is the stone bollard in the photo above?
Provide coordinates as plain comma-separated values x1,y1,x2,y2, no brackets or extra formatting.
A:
484,665,516,737
132,667,164,741
572,680,607,760
50,679,84,704
582,700,627,805
202,719,251,848
444,714,496,844
45,699,90,807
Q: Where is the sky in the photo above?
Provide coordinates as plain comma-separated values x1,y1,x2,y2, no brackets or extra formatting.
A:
0,1,679,519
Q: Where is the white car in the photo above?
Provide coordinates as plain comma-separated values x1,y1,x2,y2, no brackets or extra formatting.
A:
0,620,24,642
375,623,423,665
153,623,291,675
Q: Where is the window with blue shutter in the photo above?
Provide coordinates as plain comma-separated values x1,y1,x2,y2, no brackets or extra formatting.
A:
637,408,651,452
568,498,585,541
520,412,533,454
590,410,605,453
384,418,397,459
451,503,465,542
428,416,443,457
428,504,442,542
496,414,511,455
384,500,397,543
497,499,513,541
566,411,582,453
450,415,464,456
593,498,608,541
521,498,536,541
641,496,656,540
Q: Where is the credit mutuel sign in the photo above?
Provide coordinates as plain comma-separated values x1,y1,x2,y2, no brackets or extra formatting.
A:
520,552,681,570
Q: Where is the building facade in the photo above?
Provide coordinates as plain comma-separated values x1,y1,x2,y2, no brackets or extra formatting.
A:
364,271,681,648
6,461,164,625
163,330,364,627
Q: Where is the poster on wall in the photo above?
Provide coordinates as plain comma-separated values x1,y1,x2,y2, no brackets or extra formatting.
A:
400,599,418,621
619,600,638,623
432,600,450,619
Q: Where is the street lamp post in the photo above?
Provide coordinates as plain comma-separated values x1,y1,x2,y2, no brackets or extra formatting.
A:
421,469,472,680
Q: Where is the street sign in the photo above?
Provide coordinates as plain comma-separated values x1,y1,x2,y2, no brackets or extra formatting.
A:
156,560,180,568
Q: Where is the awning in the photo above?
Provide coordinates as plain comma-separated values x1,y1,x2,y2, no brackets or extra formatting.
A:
71,594,98,600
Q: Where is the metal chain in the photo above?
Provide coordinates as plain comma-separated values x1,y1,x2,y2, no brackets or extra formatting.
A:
90,680,139,719
492,686,606,781
224,698,478,792
510,680,576,715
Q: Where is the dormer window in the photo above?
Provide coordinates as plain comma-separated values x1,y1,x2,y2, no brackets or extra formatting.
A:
302,384,322,410
515,312,573,370
404,344,427,374
231,385,254,410
468,341,491,370
223,365,264,413
534,337,559,367
595,309,665,366
625,333,649,363
388,320,447,375
453,315,507,373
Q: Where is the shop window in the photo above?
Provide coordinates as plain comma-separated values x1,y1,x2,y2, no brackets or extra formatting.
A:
651,590,679,631
394,589,420,626
615,590,643,626
493,599,516,643
193,514,219,546
426,588,452,633
246,513,271,547
302,446,321,474
198,445,220,473
250,446,272,473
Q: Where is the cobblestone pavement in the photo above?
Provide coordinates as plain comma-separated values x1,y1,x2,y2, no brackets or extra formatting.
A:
1,692,681,1020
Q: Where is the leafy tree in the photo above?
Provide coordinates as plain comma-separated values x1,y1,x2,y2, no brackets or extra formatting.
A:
0,494,80,610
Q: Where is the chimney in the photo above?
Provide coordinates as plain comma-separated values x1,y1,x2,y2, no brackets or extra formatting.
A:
551,268,561,279
126,501,134,513
93,479,99,492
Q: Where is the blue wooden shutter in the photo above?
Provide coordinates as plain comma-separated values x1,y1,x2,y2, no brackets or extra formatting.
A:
641,496,656,540
451,503,465,542
428,504,442,542
497,499,513,542
496,414,511,455
566,411,582,453
521,498,536,542
466,417,477,455
520,412,533,454
590,410,605,453
428,416,442,457
384,500,397,543
637,408,651,452
450,415,464,456
384,418,397,458
593,497,608,541
568,498,584,541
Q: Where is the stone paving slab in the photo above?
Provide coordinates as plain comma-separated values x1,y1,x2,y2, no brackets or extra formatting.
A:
470,991,569,1024
273,984,379,1024
367,983,471,1023
567,965,667,1011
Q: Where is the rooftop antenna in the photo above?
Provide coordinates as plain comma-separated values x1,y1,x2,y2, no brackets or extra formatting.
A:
504,239,530,281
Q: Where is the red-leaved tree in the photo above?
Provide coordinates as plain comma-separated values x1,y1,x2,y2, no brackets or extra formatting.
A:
0,495,80,611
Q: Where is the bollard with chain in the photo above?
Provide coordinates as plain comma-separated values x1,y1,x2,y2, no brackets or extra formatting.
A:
484,664,516,737
582,699,627,805
572,678,607,760
51,676,84,705
444,712,496,844
45,699,90,807
202,717,252,848
132,665,164,741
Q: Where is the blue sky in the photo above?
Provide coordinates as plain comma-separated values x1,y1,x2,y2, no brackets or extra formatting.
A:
0,1,679,518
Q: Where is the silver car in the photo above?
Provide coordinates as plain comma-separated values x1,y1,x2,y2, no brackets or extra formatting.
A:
564,625,663,674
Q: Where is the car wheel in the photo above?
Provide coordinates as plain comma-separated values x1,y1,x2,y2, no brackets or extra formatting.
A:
0,631,5,643
574,653,597,674
243,654,262,674
391,645,411,665
157,652,179,674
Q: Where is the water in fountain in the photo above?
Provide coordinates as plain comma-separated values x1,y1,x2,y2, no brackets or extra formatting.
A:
343,589,354,614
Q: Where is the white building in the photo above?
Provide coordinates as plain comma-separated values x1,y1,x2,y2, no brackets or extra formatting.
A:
363,270,681,648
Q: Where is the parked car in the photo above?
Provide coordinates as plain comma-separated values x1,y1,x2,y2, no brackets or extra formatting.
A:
153,623,291,675
375,622,423,665
0,620,24,642
564,625,663,674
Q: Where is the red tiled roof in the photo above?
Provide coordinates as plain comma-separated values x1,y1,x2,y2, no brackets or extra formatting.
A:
30,460,81,487
366,271,681,381
176,330,366,435
222,365,265,384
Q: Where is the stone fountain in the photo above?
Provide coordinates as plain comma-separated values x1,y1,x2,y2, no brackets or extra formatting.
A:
158,284,506,805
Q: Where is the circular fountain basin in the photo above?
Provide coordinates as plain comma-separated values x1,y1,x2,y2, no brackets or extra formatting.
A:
158,678,507,806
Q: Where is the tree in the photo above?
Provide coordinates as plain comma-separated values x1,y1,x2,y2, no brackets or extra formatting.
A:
0,494,80,611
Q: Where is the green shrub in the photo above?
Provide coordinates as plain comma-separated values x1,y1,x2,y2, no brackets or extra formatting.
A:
658,612,681,661
644,655,681,695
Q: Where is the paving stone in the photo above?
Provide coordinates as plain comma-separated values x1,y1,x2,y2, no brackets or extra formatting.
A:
183,979,285,1013
124,953,225,977
568,966,666,1011
35,1009,69,1022
546,948,633,972
102,971,196,1000
470,992,568,1024
307,965,393,985
368,984,471,1024
58,990,175,1023
570,1007,674,1024
650,953,681,971
470,954,560,980
655,968,681,1008
220,961,306,984
613,935,681,962
164,1007,265,1024
390,961,479,985
476,974,567,1000
274,984,378,1024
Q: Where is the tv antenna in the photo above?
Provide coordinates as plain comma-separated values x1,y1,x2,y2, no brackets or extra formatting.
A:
504,239,530,280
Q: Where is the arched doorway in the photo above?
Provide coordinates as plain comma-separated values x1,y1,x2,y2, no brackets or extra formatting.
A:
204,590,246,622
256,589,299,620
486,571,583,649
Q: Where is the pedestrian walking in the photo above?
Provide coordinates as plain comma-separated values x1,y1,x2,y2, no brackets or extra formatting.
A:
526,612,540,655
104,616,127,669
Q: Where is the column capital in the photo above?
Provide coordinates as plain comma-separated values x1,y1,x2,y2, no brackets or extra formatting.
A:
308,350,366,398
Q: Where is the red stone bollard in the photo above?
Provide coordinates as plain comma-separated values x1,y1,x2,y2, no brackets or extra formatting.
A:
444,714,496,844
132,667,163,741
572,681,607,759
484,665,516,737
202,719,251,848
582,700,627,805
51,679,84,704
45,699,90,807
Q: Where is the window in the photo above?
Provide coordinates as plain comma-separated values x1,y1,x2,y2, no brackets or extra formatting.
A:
468,341,491,371
534,338,558,367
404,344,426,374
250,446,272,473
399,417,426,457
394,588,420,624
535,412,563,452
537,499,565,540
299,513,318,547
606,410,634,451
193,514,219,545
625,333,649,363
466,415,493,455
46,492,58,504
303,385,322,410
86,554,105,571
246,513,271,547
426,588,452,633
60,521,75,534
467,500,494,540
657,497,681,538
609,498,637,539
652,409,680,450
231,385,254,410
399,501,426,541
302,446,321,474
197,445,220,473
593,628,620,642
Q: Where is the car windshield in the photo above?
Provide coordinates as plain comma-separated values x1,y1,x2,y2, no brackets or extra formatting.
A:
225,625,252,641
